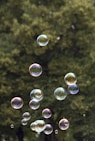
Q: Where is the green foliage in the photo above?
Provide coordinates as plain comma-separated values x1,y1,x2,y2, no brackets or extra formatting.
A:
0,0,95,140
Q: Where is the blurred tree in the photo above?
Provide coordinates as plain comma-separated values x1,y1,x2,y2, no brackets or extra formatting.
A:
0,0,95,140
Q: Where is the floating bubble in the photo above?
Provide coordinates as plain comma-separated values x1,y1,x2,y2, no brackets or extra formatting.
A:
68,84,79,94
42,108,52,119
29,63,42,77
11,97,23,109
10,124,14,128
21,118,27,126
64,72,77,85
37,34,49,46
29,99,40,110
55,129,58,134
44,124,53,135
22,112,31,121
59,118,69,130
30,89,43,102
54,87,67,101
30,120,45,133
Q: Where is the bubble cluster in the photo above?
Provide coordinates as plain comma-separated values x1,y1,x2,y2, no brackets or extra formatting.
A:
64,72,77,85
30,120,45,133
37,34,49,46
11,97,23,109
42,108,52,119
29,63,42,77
54,87,67,101
59,118,69,130
68,84,79,94
30,89,43,102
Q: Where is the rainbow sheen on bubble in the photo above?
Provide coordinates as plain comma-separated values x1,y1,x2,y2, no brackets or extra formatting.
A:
29,99,40,110
37,34,49,46
11,97,23,109
22,112,31,121
29,63,42,77
42,108,52,119
54,87,67,101
68,84,79,94
59,118,69,130
64,72,77,85
30,89,43,102
44,124,53,135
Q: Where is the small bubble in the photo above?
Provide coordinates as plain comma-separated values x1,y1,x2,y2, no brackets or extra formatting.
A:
21,118,28,126
54,87,67,101
11,97,23,109
37,34,49,46
64,72,77,85
22,112,31,121
42,108,52,119
30,89,43,102
59,118,69,130
29,99,40,110
44,124,53,135
29,63,42,77
68,84,79,94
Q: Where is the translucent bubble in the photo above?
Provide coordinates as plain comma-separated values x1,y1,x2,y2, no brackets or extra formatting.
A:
30,89,43,102
42,108,52,119
22,112,31,121
30,120,45,133
10,124,14,128
21,118,27,126
68,84,79,94
29,99,40,110
55,129,58,134
44,124,53,135
59,118,69,130
37,34,49,46
11,97,23,109
54,87,67,101
29,63,42,77
64,72,77,85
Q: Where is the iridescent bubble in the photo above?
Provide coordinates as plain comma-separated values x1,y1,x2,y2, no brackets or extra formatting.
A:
29,63,42,77
54,87,67,101
44,124,53,135
11,97,23,109
29,99,40,110
68,84,79,94
59,118,69,130
42,108,52,119
64,72,77,85
21,118,27,126
30,120,45,133
37,34,49,46
30,89,43,102
22,112,31,121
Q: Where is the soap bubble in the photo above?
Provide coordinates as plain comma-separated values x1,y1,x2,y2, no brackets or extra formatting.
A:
55,129,58,134
29,63,42,77
37,34,49,46
11,97,23,109
21,118,27,126
64,72,77,85
22,112,31,121
59,118,69,130
30,89,43,102
44,124,53,135
10,124,14,129
30,120,45,133
29,99,40,110
42,108,52,119
54,87,67,101
68,84,79,94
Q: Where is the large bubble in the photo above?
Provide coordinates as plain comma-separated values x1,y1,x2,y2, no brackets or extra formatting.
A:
44,124,53,135
37,34,49,46
11,97,23,109
54,87,67,101
29,63,42,77
30,89,43,102
59,118,69,130
29,99,40,110
68,84,79,94
64,72,77,85
22,112,31,121
30,120,45,133
42,108,52,119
